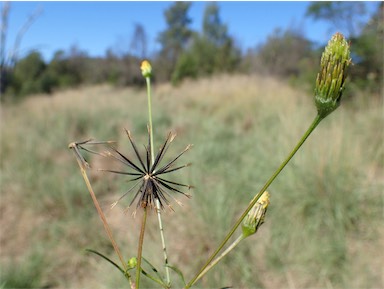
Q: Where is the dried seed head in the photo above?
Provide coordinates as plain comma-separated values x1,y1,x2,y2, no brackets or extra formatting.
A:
314,32,351,118
242,191,270,238
141,60,152,78
102,129,192,211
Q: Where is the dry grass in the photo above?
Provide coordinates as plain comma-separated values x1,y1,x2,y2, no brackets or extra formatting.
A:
1,75,383,288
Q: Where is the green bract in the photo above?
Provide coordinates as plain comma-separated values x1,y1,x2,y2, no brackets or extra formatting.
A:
314,32,351,118
242,191,270,238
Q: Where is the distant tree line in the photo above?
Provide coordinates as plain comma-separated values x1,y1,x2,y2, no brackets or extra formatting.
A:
1,2,382,101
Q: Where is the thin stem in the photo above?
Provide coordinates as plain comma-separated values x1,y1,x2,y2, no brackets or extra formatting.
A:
195,235,244,283
146,76,155,163
72,156,132,286
136,207,148,288
186,114,323,288
145,75,171,285
156,199,171,285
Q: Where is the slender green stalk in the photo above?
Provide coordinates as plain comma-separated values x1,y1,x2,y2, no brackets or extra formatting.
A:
156,198,171,284
133,75,153,289
136,207,148,288
186,114,323,288
195,235,244,283
146,76,155,162
145,73,171,285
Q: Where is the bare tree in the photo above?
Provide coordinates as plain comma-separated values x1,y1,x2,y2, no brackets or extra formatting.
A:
130,23,147,59
1,2,10,93
9,6,43,66
0,2,42,94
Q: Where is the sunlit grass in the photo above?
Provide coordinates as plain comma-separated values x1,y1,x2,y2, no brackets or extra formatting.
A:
1,75,382,288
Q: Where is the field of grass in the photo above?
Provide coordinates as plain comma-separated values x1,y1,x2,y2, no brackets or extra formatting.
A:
1,74,383,288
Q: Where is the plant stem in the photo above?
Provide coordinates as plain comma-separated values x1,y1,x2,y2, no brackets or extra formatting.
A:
146,76,155,162
195,235,244,284
156,198,171,285
72,157,132,285
145,75,171,285
186,114,323,288
136,207,148,288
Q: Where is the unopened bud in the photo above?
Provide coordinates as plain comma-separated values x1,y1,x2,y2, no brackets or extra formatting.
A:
314,32,351,118
127,257,137,269
242,191,270,238
140,60,152,78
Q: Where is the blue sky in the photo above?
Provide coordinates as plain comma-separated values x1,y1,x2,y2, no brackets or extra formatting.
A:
4,1,380,61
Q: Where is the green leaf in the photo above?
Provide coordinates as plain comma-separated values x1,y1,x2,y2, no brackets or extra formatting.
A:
142,257,165,282
166,264,186,286
140,268,166,287
85,248,125,275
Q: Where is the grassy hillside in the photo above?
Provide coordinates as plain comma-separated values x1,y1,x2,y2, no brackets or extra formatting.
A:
1,75,383,288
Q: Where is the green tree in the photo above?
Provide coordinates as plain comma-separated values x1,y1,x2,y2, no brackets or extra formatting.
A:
306,2,366,37
202,2,240,72
306,2,383,95
7,51,47,97
45,46,88,88
252,28,316,79
156,2,193,81
350,3,383,94
172,3,241,84
203,2,228,46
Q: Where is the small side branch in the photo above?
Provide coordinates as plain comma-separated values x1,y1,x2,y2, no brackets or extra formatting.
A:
69,141,128,274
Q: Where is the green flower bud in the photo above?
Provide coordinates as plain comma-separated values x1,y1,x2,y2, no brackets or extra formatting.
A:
127,257,137,269
314,32,351,118
140,60,152,78
242,191,270,238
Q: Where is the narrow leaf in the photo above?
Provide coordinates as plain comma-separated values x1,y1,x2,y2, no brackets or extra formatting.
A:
85,249,125,275
142,257,165,282
166,264,186,286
